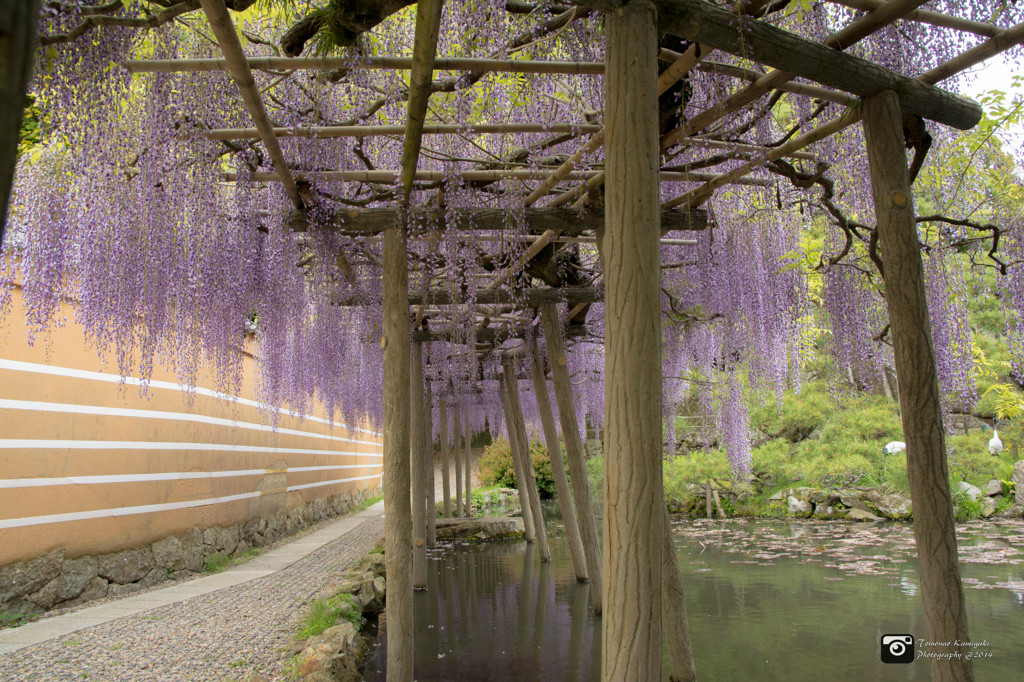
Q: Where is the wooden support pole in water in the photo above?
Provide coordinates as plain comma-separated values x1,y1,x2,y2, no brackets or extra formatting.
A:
705,481,712,519
662,506,697,682
499,374,536,543
464,413,473,516
424,376,437,546
528,336,588,581
712,485,726,519
410,342,428,590
603,2,663,678
502,355,551,561
540,302,603,613
439,398,450,518
381,223,412,679
862,90,973,682
454,409,464,517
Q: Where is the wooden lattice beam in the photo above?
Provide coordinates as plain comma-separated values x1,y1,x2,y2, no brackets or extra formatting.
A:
576,0,982,129
291,206,707,235
123,55,604,75
198,0,303,209
205,122,603,140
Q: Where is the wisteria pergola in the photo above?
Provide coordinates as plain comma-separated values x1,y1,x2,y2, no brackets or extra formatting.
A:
6,1,1024,680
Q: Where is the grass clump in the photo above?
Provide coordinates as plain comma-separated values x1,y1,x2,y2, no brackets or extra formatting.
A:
297,592,362,640
204,547,265,574
204,552,232,574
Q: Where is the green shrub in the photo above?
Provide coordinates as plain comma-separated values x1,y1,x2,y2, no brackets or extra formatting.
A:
478,437,559,498
749,440,797,486
663,450,732,500
750,382,833,442
297,592,362,640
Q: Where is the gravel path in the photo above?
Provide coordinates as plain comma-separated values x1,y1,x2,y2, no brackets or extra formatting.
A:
0,515,385,682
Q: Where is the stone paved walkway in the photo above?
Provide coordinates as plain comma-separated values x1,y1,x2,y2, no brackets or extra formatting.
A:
0,503,386,682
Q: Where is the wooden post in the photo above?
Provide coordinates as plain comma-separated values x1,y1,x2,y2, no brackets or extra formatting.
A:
662,506,696,682
454,409,464,517
0,0,40,237
502,356,551,561
603,2,663,678
499,374,536,543
712,485,726,519
464,412,473,516
705,481,712,519
382,222,413,679
540,302,602,613
863,90,973,682
424,376,437,546
410,342,428,590
440,398,451,518
528,336,588,581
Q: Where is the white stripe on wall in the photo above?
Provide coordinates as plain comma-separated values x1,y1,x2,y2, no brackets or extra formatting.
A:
0,398,380,447
0,474,384,529
0,464,380,489
0,359,382,436
0,439,382,457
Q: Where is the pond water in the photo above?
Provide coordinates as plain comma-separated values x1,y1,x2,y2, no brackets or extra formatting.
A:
362,506,1024,681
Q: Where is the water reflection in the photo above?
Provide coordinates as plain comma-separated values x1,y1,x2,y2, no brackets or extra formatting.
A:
363,511,1024,681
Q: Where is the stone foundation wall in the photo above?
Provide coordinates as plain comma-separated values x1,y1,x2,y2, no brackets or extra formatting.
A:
0,487,380,620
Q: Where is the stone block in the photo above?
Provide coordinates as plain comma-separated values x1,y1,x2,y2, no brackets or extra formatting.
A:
97,547,154,585
847,508,885,522
152,535,184,571
107,581,142,598
0,549,63,603
787,496,812,517
61,555,99,599
956,481,983,502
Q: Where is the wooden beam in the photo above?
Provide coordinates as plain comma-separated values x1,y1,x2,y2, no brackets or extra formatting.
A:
400,0,444,206
663,17,1024,208
205,123,603,140
223,168,731,184
409,286,602,307
299,206,707,235
920,20,1024,85
636,0,982,129
660,0,927,150
690,59,852,105
198,0,303,209
412,323,589,343
828,0,1003,38
488,42,708,290
665,107,861,209
602,3,663,677
124,55,604,75
863,89,973,681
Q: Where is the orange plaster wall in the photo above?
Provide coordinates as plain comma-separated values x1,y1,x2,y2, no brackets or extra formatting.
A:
0,284,382,566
